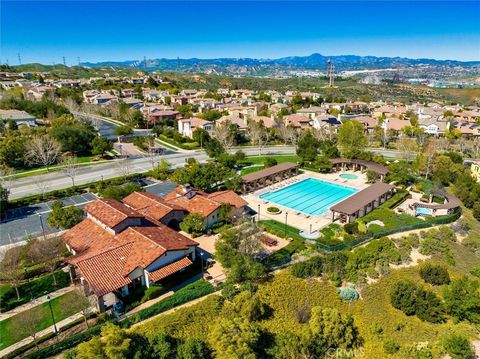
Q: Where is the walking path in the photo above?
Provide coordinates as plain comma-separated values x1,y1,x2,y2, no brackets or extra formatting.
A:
0,286,75,321
0,306,95,358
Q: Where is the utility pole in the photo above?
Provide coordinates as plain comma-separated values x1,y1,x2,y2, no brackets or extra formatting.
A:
77,56,81,66
327,59,335,87
143,56,147,72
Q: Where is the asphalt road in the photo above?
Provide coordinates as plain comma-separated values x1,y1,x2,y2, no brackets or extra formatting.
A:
0,181,177,246
8,146,298,199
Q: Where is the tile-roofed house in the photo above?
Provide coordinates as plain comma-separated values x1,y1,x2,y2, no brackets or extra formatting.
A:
248,115,278,129
283,114,311,128
122,192,187,229
217,114,248,131
63,198,199,312
164,185,248,228
84,199,143,234
177,117,213,138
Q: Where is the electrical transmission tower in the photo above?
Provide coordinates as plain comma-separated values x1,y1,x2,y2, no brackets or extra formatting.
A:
63,56,67,66
17,53,21,65
327,58,335,87
77,57,81,66
392,65,402,84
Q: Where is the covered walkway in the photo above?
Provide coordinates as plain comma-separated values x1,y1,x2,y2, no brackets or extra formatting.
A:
331,182,395,223
241,162,300,194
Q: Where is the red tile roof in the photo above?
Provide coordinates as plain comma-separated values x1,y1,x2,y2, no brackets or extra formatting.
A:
84,199,142,228
207,190,248,209
123,192,186,221
148,257,192,282
76,244,133,297
164,186,247,217
63,219,116,264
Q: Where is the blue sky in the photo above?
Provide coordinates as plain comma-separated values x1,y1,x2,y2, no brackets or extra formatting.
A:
1,1,479,65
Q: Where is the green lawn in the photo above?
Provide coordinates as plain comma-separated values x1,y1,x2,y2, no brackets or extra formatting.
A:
239,155,300,176
0,290,88,350
0,270,71,312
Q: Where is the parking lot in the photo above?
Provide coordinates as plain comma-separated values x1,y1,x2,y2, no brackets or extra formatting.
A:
0,193,97,246
0,181,177,246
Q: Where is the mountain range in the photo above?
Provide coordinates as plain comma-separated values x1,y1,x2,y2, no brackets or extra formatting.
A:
80,53,480,74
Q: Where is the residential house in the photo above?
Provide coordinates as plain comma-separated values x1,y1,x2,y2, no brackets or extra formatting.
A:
122,192,188,230
121,89,136,98
164,185,248,228
282,114,311,128
145,108,180,126
269,103,290,116
471,161,480,182
248,115,277,129
0,109,36,126
312,114,341,130
178,117,213,139
217,114,249,132
63,198,199,312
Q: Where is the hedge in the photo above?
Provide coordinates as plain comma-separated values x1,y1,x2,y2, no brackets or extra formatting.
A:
120,280,215,327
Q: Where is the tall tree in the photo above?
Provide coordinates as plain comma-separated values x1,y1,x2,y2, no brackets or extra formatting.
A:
337,120,368,158
27,236,66,285
213,120,236,149
25,135,61,171
0,247,23,300
60,155,79,186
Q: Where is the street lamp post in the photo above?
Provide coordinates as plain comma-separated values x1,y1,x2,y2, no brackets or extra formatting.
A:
200,251,204,273
38,214,46,241
284,212,288,237
258,204,261,222
47,295,58,335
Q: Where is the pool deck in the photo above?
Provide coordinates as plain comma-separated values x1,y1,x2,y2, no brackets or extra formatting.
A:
243,169,369,233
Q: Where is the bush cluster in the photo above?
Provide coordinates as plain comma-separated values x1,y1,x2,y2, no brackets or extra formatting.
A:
390,280,446,323
419,263,450,285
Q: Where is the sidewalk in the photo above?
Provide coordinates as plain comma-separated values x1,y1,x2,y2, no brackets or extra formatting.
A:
0,307,95,358
0,286,75,321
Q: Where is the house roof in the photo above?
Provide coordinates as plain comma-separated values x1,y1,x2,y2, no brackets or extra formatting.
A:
249,115,277,128
84,199,142,228
330,182,395,215
63,218,116,264
148,256,193,282
283,114,310,126
207,190,248,209
242,162,299,183
164,186,247,217
123,192,186,221
179,117,212,128
76,244,133,297
330,158,389,176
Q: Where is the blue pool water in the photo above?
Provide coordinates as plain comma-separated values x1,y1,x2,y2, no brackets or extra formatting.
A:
416,207,433,216
260,178,358,215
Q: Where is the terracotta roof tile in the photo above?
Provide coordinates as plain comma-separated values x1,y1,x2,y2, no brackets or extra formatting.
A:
84,199,142,228
123,192,186,221
76,244,133,297
207,190,248,209
148,257,192,282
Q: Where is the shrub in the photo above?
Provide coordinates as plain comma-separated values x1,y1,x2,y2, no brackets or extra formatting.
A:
264,157,278,168
442,333,474,359
470,266,480,278
419,263,450,285
344,222,359,234
267,206,280,214
180,213,206,237
443,276,480,324
390,280,446,323
338,286,359,302
290,256,324,278
383,338,400,354
141,286,164,303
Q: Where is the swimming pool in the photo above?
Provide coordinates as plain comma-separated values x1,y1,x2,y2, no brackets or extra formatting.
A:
260,178,358,216
416,207,433,216
339,173,358,180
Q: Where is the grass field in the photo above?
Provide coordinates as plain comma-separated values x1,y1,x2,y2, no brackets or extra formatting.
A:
0,290,88,350
436,88,480,106
239,155,299,175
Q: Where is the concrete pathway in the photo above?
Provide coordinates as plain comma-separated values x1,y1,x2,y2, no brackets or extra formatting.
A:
0,306,95,358
0,285,75,321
